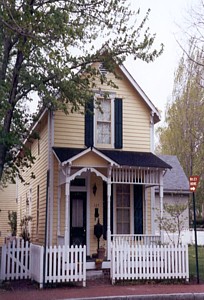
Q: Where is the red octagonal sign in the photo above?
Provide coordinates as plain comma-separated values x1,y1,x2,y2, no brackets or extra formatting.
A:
189,176,200,192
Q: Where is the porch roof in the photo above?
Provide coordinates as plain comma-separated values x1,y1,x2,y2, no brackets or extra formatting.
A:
53,147,172,169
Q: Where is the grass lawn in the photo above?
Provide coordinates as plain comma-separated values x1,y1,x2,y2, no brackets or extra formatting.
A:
189,245,204,282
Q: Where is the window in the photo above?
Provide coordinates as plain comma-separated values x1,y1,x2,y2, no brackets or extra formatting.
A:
116,184,130,234
95,96,113,146
85,94,123,149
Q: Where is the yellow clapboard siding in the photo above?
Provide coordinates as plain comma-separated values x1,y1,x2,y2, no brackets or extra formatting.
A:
53,63,151,152
0,184,17,246
17,113,49,245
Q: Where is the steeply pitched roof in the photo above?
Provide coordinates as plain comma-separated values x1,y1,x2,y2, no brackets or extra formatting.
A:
53,147,171,169
119,64,160,123
157,155,189,193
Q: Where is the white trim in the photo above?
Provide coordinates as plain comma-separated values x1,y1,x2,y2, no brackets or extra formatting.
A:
130,185,134,234
69,167,108,183
151,186,156,235
114,183,132,235
59,146,119,167
119,65,160,123
150,111,155,153
93,93,115,148
49,111,54,246
22,109,48,146
57,166,61,237
92,148,119,166
86,173,91,256
53,149,61,164
62,148,90,166
144,188,147,234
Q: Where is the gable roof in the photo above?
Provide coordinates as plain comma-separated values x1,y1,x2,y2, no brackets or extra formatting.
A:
119,64,160,123
156,155,190,193
53,147,171,169
29,60,161,132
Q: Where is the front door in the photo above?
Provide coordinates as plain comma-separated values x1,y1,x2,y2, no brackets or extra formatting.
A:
70,191,86,246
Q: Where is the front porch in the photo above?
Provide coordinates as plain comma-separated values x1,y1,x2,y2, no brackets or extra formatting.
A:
53,147,171,260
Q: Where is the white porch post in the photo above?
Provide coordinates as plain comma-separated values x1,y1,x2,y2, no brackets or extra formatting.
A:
65,166,71,246
57,184,61,237
107,166,112,260
159,171,164,242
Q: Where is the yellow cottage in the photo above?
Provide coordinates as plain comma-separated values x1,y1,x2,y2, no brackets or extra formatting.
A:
17,62,172,272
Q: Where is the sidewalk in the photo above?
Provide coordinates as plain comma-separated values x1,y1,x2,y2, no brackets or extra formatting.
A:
1,277,204,300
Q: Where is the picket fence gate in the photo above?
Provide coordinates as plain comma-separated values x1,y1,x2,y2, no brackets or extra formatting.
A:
0,239,30,281
1,241,86,287
44,244,86,287
111,243,189,284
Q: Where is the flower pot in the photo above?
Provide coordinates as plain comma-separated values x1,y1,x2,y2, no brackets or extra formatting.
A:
95,259,103,269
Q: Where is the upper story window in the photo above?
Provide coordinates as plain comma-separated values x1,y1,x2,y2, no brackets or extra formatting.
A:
85,93,123,149
95,95,114,147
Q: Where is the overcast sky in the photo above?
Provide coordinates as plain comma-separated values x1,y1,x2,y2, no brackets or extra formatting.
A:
30,0,198,120
125,0,197,122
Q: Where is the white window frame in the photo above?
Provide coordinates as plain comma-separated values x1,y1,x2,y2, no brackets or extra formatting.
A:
113,184,134,234
94,92,115,148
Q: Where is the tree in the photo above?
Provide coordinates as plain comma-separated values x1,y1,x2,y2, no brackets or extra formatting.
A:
156,203,188,246
0,0,163,185
178,0,204,72
156,42,204,216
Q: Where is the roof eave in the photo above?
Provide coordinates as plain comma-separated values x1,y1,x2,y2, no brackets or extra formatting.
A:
119,64,161,123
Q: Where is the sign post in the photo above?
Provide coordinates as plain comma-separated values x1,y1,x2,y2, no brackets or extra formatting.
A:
189,176,200,284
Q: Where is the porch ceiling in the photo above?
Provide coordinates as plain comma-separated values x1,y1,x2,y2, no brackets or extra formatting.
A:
53,147,172,170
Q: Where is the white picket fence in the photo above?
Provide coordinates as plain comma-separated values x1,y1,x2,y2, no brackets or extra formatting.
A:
0,239,30,280
44,245,86,287
111,243,189,284
1,241,86,287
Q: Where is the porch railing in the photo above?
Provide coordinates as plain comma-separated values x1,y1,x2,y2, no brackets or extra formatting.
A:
111,234,161,246
111,243,189,284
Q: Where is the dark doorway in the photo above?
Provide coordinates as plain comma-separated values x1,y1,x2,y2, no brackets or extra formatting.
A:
70,191,86,246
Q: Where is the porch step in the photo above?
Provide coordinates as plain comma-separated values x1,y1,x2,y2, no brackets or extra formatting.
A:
86,270,104,279
86,269,111,284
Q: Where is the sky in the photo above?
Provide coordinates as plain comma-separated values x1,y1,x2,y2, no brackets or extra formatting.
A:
124,0,197,122
30,0,197,122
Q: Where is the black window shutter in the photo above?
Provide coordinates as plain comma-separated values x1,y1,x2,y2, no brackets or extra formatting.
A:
85,99,94,147
114,98,123,149
134,185,143,234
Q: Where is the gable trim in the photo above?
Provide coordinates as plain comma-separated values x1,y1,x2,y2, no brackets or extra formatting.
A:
92,147,119,166
119,64,160,123
62,148,91,166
